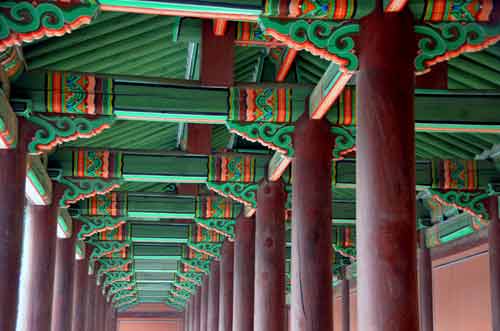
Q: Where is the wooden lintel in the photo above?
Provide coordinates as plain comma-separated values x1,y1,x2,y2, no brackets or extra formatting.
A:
117,311,184,319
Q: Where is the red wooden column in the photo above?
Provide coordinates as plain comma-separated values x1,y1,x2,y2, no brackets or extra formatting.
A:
84,273,97,331
219,241,234,331
233,215,255,331
418,231,434,331
17,201,59,331
0,126,27,331
187,299,193,331
207,261,220,331
71,245,90,331
51,220,77,331
357,10,418,331
341,277,350,331
255,180,286,331
193,290,201,331
291,114,334,331
489,196,500,331
200,275,209,331
184,303,189,331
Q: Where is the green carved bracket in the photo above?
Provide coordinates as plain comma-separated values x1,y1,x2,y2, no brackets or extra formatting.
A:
206,181,258,209
115,296,137,309
97,258,133,285
195,218,235,240
76,216,127,240
173,280,197,294
226,121,356,163
54,177,121,208
415,22,500,74
26,114,115,154
166,295,186,309
88,240,131,265
181,258,210,274
169,287,191,301
102,271,134,290
107,281,136,301
427,184,500,220
226,121,295,157
177,271,203,286
259,18,360,72
188,241,223,259
0,2,98,52
331,126,356,160
112,289,138,304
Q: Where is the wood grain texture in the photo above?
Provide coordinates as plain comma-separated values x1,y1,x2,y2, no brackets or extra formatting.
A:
255,181,286,331
232,215,255,331
357,10,418,331
291,114,334,331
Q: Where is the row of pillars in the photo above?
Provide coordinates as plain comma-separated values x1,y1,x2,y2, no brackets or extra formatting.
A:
184,9,500,331
0,127,118,331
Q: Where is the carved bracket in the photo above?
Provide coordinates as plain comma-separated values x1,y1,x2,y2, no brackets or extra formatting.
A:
97,258,133,285
54,177,121,208
112,289,137,304
107,281,136,301
27,114,114,154
188,241,223,259
177,271,203,286
173,280,197,294
206,181,258,209
88,240,131,266
181,258,210,274
102,271,134,290
195,218,235,240
415,22,500,74
331,126,356,160
427,184,500,220
76,216,126,240
0,2,98,52
259,18,360,72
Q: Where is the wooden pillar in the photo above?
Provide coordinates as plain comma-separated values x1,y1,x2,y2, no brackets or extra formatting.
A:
200,20,234,86
489,196,500,331
51,220,77,331
0,127,27,331
17,202,59,331
418,231,434,331
341,278,350,331
187,299,193,331
357,10,418,331
84,273,97,331
255,180,286,331
233,215,255,331
200,275,209,331
193,290,201,331
184,304,189,331
219,241,234,331
291,114,334,331
71,246,90,331
207,261,220,331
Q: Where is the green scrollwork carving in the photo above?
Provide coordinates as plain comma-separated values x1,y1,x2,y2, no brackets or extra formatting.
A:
331,126,356,160
102,271,134,290
87,240,130,264
206,181,258,209
226,121,295,157
76,216,126,240
181,258,210,274
173,280,197,294
55,177,121,207
177,271,203,286
107,281,136,301
259,17,360,72
115,296,137,309
414,22,500,74
27,114,114,154
112,289,137,303
427,188,490,220
188,242,223,259
0,2,98,52
195,218,235,240
97,258,133,284
169,287,191,301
